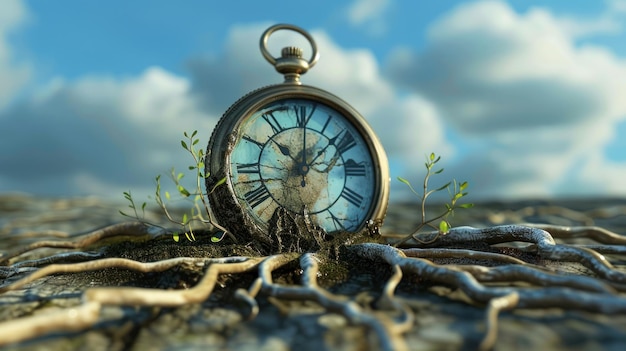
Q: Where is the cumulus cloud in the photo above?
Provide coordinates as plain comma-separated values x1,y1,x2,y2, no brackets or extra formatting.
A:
0,22,450,203
387,0,626,199
0,0,32,110
0,67,216,199
7,1,625,203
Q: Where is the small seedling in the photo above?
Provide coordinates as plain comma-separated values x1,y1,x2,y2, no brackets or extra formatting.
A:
120,130,228,242
395,152,473,246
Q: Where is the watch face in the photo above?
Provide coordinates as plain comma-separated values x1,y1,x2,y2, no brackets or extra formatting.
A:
229,98,377,233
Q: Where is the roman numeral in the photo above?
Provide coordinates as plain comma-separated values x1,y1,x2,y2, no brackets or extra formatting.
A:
340,187,364,207
262,112,285,134
236,163,260,174
344,159,366,177
242,135,264,149
320,115,331,134
295,104,316,128
336,131,356,154
244,185,271,208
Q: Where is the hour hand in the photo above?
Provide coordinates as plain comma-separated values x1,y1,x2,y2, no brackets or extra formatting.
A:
270,138,295,160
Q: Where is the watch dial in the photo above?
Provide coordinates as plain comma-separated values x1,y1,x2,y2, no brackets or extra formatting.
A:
229,98,377,233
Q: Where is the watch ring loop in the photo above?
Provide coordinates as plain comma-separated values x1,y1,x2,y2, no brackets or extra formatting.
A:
260,24,319,68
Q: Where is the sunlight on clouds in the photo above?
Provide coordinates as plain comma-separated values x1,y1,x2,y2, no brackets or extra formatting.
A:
388,0,626,199
2,1,625,201
0,21,451,200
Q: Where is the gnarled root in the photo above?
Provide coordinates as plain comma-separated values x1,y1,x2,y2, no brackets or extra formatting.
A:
2,223,626,349
352,223,626,350
0,256,262,346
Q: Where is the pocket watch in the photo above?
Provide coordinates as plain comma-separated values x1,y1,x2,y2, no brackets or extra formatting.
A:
205,24,389,252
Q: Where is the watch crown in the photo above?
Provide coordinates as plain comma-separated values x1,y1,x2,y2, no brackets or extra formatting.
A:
274,46,310,84
281,46,303,59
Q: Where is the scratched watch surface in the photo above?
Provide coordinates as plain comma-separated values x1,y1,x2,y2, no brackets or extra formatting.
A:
229,98,376,233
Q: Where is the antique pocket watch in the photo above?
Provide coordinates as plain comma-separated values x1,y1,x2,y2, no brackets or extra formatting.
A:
205,24,389,251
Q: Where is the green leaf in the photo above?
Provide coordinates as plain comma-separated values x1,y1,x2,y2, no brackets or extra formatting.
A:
460,203,474,209
177,172,184,182
178,186,190,197
210,177,227,193
181,140,188,150
430,152,435,161
173,232,180,242
141,202,146,211
439,220,450,233
435,182,451,192
191,130,198,138
182,213,188,224
192,138,199,145
460,181,469,191
165,191,170,200
434,168,444,174
397,176,411,186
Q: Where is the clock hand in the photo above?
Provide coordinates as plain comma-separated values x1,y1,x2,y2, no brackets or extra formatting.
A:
270,138,296,161
301,125,307,164
271,137,308,187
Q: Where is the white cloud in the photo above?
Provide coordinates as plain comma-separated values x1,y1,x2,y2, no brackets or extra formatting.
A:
3,3,626,204
0,0,31,110
557,0,626,38
387,0,626,199
1,22,451,203
0,67,216,199
345,0,391,36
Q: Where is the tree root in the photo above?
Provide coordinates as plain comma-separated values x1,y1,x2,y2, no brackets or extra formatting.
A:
1,222,626,349
0,222,165,265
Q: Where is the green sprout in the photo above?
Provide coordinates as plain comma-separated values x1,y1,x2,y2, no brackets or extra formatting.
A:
395,152,473,246
120,130,228,242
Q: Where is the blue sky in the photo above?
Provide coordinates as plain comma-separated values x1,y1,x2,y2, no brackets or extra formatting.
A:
1,0,626,203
